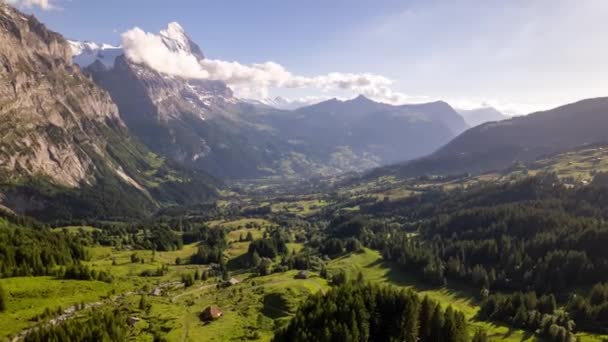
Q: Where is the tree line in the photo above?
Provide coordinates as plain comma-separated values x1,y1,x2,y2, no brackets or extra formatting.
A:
273,282,468,342
0,219,88,278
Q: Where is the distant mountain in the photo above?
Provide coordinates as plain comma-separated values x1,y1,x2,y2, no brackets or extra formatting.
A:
457,107,508,127
244,96,325,110
0,4,218,221
71,24,469,179
68,40,122,69
376,97,608,177
253,95,469,167
75,27,299,179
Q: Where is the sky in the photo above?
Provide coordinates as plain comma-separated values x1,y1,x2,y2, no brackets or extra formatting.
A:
6,0,608,115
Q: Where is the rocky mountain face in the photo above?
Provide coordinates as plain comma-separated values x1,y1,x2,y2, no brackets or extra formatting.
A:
0,4,121,187
0,4,218,220
86,55,297,179
457,107,508,127
73,24,469,179
77,23,293,179
375,97,608,178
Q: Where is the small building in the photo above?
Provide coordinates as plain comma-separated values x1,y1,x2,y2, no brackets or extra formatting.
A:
128,316,141,326
200,306,223,321
150,287,163,296
295,270,309,279
223,277,240,287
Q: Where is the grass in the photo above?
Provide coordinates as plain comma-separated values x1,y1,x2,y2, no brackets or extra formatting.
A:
0,277,132,338
0,243,216,340
270,199,328,216
207,218,273,230
137,270,329,342
0,231,321,341
51,225,101,233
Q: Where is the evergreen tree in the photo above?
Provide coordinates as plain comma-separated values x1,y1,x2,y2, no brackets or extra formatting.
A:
472,329,490,342
429,304,444,342
418,296,433,341
0,284,6,312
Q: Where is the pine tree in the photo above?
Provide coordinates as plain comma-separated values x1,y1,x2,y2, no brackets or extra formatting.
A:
0,285,6,312
418,296,433,341
429,304,444,342
442,306,457,342
471,329,489,342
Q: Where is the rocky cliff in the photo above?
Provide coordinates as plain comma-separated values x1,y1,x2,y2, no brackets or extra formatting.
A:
0,4,218,220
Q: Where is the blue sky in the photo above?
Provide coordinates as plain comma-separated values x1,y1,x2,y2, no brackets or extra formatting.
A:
11,0,608,114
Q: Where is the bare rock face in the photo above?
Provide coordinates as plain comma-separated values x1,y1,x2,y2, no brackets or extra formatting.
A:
0,4,218,221
0,3,125,187
85,49,282,180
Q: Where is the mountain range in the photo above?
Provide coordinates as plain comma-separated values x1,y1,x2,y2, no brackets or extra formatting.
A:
4,3,608,221
70,22,470,180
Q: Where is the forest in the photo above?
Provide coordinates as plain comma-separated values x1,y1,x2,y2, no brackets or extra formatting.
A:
325,173,608,337
273,282,469,342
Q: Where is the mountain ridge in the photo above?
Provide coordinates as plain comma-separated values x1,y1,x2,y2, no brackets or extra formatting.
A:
0,3,219,221
371,96,608,178
72,26,470,180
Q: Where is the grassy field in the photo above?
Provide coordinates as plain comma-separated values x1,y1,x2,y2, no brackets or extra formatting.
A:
0,243,211,340
51,225,102,233
0,217,315,342
128,270,329,342
270,199,328,216
0,276,133,338
207,218,273,230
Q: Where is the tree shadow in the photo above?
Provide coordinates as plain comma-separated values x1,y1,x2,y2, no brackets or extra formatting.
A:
226,253,249,271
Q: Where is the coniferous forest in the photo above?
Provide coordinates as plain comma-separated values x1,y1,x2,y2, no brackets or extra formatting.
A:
273,282,468,342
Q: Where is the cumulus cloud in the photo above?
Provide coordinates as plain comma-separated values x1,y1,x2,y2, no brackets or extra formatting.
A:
3,0,54,10
121,23,414,103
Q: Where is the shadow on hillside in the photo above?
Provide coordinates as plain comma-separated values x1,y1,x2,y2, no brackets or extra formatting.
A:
226,253,249,270
368,259,544,341
368,259,481,307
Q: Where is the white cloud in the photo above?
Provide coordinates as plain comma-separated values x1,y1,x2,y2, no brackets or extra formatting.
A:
121,23,416,104
3,0,54,10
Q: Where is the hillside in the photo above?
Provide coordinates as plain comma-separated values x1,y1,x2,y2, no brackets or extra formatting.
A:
376,97,608,178
0,4,218,221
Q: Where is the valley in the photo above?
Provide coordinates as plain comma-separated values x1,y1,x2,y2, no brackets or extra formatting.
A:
3,146,608,341
1,2,608,341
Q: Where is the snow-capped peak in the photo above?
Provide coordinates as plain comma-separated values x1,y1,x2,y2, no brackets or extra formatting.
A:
160,22,187,45
244,96,327,110
68,39,123,68
159,22,205,59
